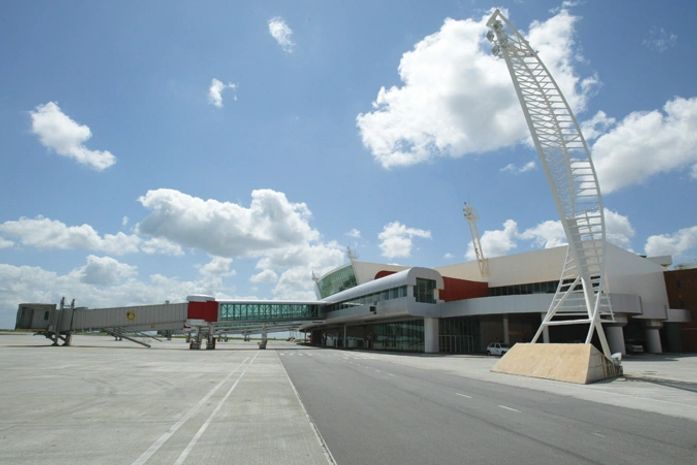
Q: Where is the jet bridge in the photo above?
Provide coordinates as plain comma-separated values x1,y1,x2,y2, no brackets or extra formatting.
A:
16,298,189,347
15,295,326,349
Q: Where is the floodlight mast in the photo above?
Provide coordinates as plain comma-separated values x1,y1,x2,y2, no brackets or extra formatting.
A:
486,10,614,358
464,203,488,279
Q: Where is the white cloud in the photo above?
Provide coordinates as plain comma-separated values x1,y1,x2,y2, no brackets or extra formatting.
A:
0,216,182,256
356,8,596,169
443,252,454,259
378,221,431,259
346,228,362,239
139,236,184,256
198,256,234,277
0,216,139,254
643,27,677,53
30,102,116,171
501,160,536,174
467,209,635,259
138,188,320,257
0,257,246,328
121,216,129,227
0,237,13,249
250,269,278,285
208,78,238,108
268,17,295,53
581,110,616,141
519,219,566,249
604,210,636,250
78,255,138,285
467,219,519,260
645,226,697,259
138,188,345,300
593,96,697,193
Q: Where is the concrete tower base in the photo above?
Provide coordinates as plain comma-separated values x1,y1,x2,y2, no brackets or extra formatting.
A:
492,343,622,384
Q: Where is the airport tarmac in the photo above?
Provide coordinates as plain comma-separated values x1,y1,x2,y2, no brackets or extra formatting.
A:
0,334,332,465
1,333,695,465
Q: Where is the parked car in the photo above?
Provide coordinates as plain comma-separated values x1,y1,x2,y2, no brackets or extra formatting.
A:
625,341,644,353
486,342,510,356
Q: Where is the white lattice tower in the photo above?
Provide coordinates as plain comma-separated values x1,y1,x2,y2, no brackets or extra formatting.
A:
463,203,488,279
487,10,614,358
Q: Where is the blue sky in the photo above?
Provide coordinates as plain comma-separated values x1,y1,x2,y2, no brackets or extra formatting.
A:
1,0,696,327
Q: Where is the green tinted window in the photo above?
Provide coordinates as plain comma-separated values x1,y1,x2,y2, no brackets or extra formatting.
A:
317,265,357,298
414,278,436,303
219,303,320,322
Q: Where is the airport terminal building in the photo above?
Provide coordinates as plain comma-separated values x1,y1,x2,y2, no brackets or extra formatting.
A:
17,241,695,355
305,243,693,356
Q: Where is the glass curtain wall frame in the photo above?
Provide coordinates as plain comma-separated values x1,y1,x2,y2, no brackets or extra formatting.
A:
439,316,480,354
317,265,358,299
414,278,437,303
219,302,320,323
326,286,407,313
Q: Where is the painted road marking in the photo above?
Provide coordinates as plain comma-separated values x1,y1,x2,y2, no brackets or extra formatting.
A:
280,352,337,465
173,351,261,465
129,356,252,465
498,404,521,413
455,393,472,399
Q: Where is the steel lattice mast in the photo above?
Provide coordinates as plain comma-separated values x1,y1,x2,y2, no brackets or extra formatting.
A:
463,203,488,279
486,10,614,358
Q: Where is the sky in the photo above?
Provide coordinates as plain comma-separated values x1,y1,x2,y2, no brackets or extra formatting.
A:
1,0,696,328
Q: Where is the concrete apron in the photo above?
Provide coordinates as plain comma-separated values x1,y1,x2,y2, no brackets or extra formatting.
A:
492,343,622,384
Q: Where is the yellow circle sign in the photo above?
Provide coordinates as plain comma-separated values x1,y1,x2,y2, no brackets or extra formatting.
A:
126,311,136,321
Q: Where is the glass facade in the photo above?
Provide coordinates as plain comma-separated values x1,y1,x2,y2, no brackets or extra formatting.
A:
334,319,424,352
489,280,558,296
219,302,321,322
372,320,424,352
326,286,407,312
439,316,480,353
414,278,437,303
317,265,358,299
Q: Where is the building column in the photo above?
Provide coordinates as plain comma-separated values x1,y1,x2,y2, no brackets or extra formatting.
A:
424,318,439,353
540,313,550,343
644,320,663,354
664,323,683,353
343,325,348,349
605,326,626,355
502,314,510,345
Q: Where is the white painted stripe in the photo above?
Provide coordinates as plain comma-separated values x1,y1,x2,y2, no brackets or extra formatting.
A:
498,404,521,413
280,352,337,465
455,393,472,399
387,373,395,377
129,356,251,465
172,352,260,465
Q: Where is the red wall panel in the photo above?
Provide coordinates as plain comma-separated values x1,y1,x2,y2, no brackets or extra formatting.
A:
187,300,219,322
439,276,489,302
374,270,488,302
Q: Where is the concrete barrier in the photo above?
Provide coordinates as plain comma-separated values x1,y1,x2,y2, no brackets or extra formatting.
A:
492,343,622,384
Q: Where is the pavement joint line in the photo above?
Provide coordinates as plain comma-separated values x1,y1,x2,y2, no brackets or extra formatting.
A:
455,393,472,398
498,404,521,413
279,352,337,465
173,351,261,465
128,355,252,465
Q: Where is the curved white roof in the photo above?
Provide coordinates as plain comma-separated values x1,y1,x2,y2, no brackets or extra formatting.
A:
322,267,443,303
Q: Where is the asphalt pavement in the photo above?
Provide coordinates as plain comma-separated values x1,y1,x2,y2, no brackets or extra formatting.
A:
280,346,697,465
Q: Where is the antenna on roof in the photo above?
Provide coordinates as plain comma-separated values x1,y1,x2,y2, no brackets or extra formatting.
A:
464,202,488,279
